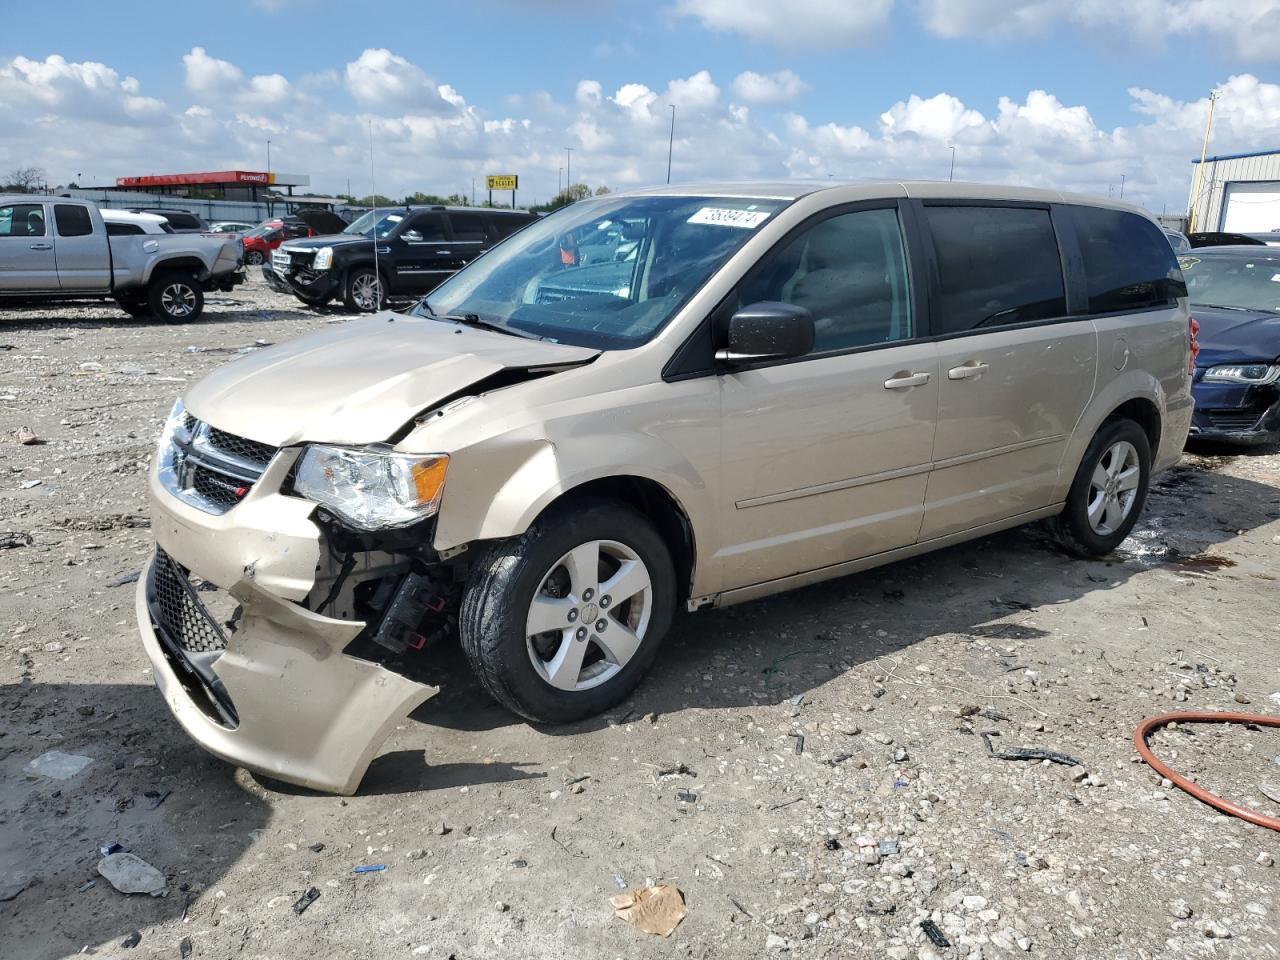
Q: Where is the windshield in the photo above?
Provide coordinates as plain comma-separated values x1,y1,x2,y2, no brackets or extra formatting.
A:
411,195,787,347
343,209,404,239
1180,253,1280,313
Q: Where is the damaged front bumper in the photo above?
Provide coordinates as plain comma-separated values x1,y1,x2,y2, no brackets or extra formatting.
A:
136,461,436,795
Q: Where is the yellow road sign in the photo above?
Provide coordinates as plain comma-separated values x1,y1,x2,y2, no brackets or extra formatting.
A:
486,175,518,191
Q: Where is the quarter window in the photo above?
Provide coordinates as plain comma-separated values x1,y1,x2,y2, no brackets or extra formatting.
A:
925,206,1066,333
0,203,45,237
106,222,144,236
55,204,94,237
738,207,913,352
1070,206,1185,313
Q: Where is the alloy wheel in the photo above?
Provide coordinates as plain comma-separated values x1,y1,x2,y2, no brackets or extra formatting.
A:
161,283,197,318
525,539,652,692
351,273,382,311
1086,440,1140,535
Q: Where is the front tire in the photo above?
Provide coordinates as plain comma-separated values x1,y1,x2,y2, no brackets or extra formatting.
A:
245,250,265,266
147,271,204,323
1052,418,1151,557
115,298,151,319
343,267,385,312
459,499,676,723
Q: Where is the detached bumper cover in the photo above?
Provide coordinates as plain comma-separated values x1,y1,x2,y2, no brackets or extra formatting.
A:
138,465,435,795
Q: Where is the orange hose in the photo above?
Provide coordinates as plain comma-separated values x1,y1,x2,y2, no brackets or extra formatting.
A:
1133,711,1280,832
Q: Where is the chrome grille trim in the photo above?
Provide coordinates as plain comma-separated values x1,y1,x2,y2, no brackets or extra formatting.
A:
158,416,278,515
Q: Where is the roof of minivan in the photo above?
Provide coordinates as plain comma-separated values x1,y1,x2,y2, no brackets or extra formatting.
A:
619,180,1151,215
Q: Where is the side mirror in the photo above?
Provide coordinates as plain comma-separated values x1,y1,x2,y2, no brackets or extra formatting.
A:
717,301,815,365
403,229,423,243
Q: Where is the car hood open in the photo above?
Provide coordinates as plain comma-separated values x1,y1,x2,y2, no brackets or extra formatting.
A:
1192,304,1280,366
182,313,599,447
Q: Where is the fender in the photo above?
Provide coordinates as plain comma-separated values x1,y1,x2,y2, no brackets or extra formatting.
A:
431,433,722,596
1052,370,1165,503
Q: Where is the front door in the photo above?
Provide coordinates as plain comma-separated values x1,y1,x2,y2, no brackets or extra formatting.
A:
718,204,939,590
917,204,1098,540
0,201,57,291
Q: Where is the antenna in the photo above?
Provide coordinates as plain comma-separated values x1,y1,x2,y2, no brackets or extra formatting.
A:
369,119,380,311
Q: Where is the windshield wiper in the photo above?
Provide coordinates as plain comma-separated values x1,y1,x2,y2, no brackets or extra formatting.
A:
417,301,541,339
1194,302,1255,312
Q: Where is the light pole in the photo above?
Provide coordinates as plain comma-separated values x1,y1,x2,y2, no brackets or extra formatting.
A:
564,147,573,191
667,104,676,185
948,145,956,182
1119,173,1126,198
266,139,272,175
558,167,563,196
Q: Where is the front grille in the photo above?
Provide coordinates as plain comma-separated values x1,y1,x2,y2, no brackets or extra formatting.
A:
1205,409,1262,430
207,427,274,467
149,547,229,654
160,415,278,515
271,248,290,274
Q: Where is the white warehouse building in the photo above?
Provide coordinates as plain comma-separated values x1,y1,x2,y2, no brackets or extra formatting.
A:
1188,148,1280,233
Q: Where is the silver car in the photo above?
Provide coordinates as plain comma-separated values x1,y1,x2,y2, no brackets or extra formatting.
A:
138,181,1194,793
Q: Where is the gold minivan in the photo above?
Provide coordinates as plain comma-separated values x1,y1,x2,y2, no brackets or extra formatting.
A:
139,182,1193,793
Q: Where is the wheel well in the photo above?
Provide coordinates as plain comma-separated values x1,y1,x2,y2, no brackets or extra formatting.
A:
151,257,208,281
547,477,695,602
1104,398,1161,453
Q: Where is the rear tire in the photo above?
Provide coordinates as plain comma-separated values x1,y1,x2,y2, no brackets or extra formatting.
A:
459,499,676,723
1051,418,1151,557
245,250,264,266
147,271,204,323
343,267,385,312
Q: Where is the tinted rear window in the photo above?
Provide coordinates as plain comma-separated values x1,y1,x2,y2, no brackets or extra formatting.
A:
55,204,94,237
106,222,144,236
1070,206,1185,312
925,205,1066,333
448,212,488,242
490,214,535,240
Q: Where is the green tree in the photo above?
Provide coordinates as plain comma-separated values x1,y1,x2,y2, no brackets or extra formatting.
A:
356,193,396,207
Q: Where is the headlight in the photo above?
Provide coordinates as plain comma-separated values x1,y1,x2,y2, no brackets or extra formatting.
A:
293,445,448,530
312,246,334,270
156,397,189,491
157,397,188,450
1202,363,1280,384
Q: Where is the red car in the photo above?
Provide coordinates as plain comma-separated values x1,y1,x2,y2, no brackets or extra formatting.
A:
240,219,315,265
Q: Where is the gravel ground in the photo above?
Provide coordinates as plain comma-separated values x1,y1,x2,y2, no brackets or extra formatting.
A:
2,277,1279,960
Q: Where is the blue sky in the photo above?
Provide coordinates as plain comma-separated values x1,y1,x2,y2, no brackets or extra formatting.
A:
2,0,1278,211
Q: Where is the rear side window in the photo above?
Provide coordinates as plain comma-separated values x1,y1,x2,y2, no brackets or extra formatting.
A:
55,204,94,237
925,206,1066,333
163,213,201,230
0,203,45,237
106,222,144,236
1070,206,1185,313
448,212,488,242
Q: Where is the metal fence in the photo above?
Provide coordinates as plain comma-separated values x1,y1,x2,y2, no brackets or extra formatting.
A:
63,188,361,225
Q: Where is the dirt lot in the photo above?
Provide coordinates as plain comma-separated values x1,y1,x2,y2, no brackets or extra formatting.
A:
2,277,1279,960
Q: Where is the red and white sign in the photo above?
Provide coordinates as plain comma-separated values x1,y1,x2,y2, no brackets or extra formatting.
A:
115,170,277,188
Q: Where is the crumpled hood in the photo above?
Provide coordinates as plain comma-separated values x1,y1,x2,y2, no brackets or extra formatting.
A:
183,313,598,446
1192,305,1280,366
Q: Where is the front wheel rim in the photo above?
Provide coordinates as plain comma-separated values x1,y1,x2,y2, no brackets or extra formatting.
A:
352,273,381,310
161,283,196,317
525,539,652,692
1087,439,1140,535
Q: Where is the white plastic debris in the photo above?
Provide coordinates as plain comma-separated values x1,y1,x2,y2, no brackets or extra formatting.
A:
25,750,93,780
97,853,167,895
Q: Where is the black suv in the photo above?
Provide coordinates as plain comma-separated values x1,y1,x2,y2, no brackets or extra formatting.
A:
266,206,538,311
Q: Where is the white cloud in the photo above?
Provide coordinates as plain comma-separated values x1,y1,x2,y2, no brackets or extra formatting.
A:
8,46,1280,218
673,0,893,47
732,69,807,105
918,0,1280,61
344,48,457,114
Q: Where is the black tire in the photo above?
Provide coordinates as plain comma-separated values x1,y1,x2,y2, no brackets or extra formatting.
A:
342,266,385,312
459,499,676,723
147,271,204,323
245,250,265,266
115,298,151,319
1051,418,1151,557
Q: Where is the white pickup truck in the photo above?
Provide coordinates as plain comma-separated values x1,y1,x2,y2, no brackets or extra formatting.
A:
0,196,244,322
